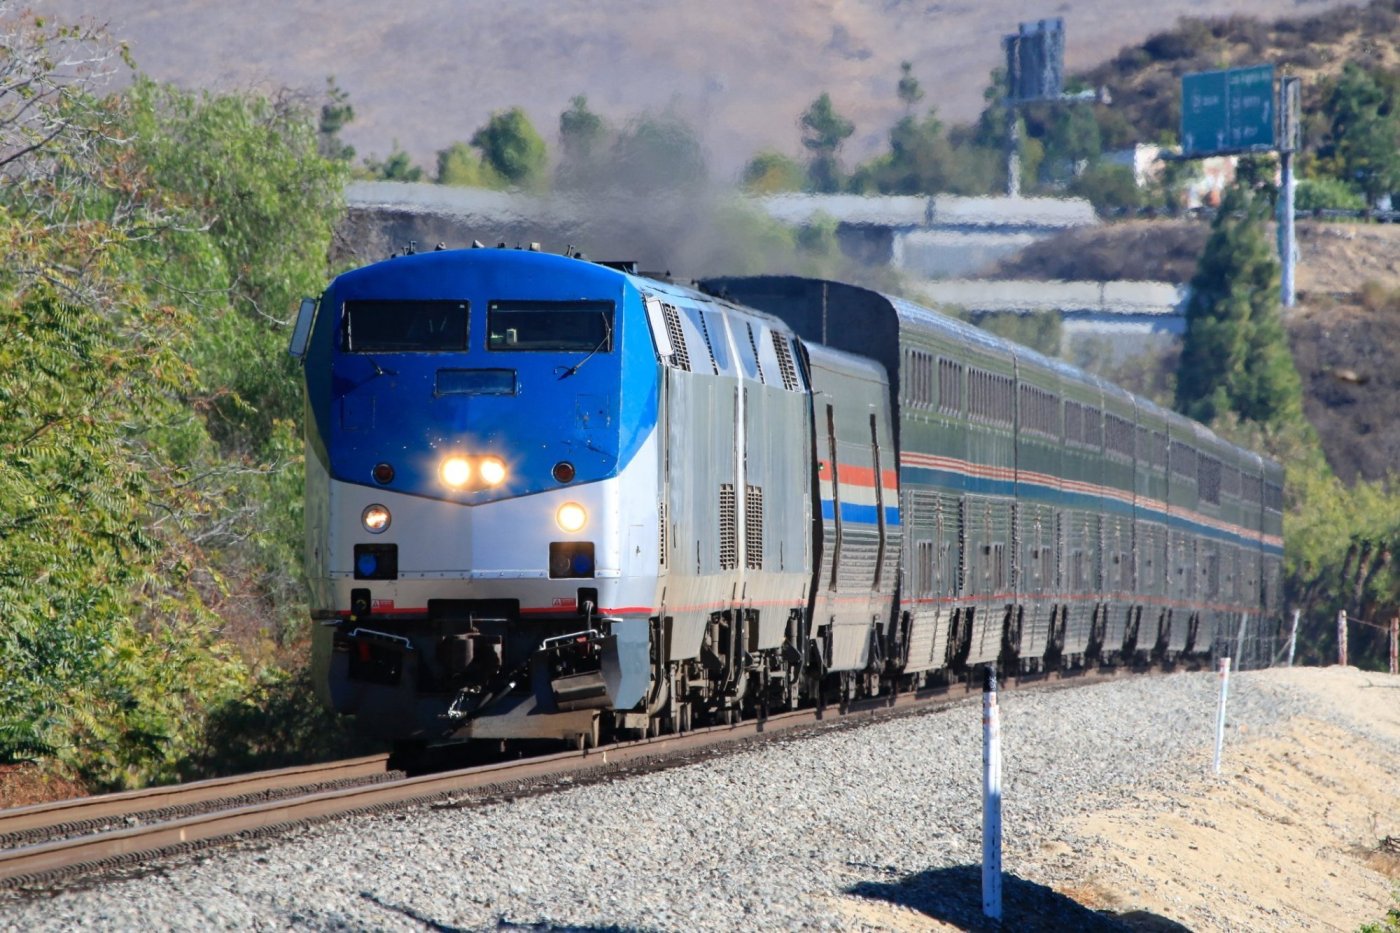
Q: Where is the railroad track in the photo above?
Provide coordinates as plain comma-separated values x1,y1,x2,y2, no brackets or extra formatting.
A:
0,668,1121,893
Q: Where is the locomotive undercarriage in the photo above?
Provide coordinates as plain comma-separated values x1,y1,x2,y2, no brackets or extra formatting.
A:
317,595,1236,753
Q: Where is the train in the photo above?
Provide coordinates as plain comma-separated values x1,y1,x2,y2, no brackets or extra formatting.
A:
290,245,1284,750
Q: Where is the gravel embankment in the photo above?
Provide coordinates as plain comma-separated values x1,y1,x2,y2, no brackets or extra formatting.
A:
0,670,1348,931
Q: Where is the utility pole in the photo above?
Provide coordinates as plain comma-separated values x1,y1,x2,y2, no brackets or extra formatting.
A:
1278,76,1301,308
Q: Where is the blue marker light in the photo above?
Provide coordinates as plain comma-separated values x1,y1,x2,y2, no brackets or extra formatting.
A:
357,553,379,576
572,553,594,576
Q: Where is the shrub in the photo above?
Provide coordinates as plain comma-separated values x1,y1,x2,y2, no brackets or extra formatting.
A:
1296,177,1367,212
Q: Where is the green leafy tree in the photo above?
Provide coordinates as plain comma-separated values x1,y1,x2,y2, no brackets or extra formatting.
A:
1039,102,1101,185
1294,176,1366,212
1317,64,1400,207
611,112,707,191
471,107,547,189
361,143,424,182
800,92,854,193
0,2,360,786
123,78,346,444
0,14,259,782
740,150,805,193
555,95,609,189
559,95,605,163
435,140,498,187
1175,186,1302,427
1067,161,1142,213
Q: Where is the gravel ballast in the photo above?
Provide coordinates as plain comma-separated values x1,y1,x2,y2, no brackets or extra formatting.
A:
1,668,1390,931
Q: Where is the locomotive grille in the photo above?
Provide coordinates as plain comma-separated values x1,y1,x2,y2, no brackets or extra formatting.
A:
771,331,799,391
719,484,737,570
745,484,763,569
661,303,691,371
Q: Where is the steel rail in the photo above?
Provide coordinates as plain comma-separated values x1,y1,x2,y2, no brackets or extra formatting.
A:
0,689,957,887
0,668,1127,888
0,754,391,839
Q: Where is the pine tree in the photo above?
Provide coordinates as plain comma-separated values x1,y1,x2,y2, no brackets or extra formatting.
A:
800,93,854,193
1175,186,1302,428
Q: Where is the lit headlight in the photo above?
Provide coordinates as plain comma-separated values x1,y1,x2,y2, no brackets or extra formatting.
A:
440,456,471,488
361,504,391,534
556,502,587,533
479,456,507,486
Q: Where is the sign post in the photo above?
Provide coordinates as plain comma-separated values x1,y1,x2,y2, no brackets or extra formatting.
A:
1003,18,1065,197
982,666,1002,920
1213,656,1231,775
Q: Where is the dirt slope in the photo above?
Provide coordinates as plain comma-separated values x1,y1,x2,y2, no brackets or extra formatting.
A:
836,666,1400,932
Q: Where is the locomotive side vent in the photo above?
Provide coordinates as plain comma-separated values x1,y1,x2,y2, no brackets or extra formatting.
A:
696,312,720,374
658,501,668,568
662,303,691,372
771,332,799,391
746,323,767,384
745,484,764,569
719,484,738,571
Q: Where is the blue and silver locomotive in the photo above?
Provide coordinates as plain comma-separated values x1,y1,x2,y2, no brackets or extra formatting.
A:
292,247,1282,748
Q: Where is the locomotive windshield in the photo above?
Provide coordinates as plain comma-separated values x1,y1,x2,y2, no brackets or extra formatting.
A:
343,299,468,352
487,300,613,352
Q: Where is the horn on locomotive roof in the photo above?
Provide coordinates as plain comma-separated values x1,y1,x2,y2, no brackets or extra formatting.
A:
598,261,638,274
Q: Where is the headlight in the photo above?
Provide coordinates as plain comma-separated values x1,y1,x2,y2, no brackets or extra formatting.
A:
556,502,587,533
440,456,471,488
361,504,391,534
478,456,507,486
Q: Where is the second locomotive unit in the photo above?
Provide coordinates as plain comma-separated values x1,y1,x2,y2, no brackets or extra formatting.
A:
292,246,1283,748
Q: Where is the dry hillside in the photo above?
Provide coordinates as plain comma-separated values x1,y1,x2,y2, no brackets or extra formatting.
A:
41,0,1358,178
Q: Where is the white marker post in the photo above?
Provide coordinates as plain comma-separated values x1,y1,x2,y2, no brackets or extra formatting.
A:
1212,656,1231,775
982,666,1002,921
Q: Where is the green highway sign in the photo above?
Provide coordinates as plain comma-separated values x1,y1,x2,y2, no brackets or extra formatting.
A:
1181,64,1275,156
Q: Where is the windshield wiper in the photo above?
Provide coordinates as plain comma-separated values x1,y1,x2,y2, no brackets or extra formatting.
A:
559,312,612,379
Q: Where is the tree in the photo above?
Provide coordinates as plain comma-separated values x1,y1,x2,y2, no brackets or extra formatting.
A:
361,143,424,182
849,109,967,195
1039,102,1101,184
0,13,259,781
1175,186,1302,427
1067,162,1142,213
897,61,924,115
611,112,707,191
556,95,609,189
317,77,355,162
740,150,805,194
1318,64,1400,207
471,107,547,189
435,141,497,188
1295,176,1365,212
559,95,605,163
799,92,854,193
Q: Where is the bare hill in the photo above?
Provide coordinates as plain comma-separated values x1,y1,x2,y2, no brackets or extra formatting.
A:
40,0,1357,178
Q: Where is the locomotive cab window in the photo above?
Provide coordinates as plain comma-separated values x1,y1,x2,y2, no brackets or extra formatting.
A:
343,299,468,352
487,300,614,352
